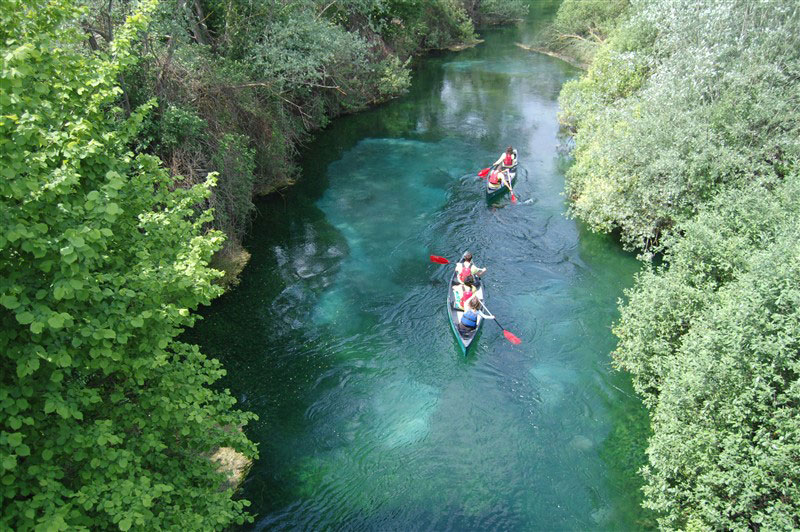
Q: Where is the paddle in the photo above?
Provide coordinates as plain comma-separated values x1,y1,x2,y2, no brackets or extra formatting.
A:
479,300,522,345
503,170,517,204
478,163,499,179
429,255,451,264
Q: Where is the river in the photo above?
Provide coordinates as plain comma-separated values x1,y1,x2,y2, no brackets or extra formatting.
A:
188,4,653,530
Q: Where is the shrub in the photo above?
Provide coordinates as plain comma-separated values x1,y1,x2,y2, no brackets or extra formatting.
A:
0,1,257,528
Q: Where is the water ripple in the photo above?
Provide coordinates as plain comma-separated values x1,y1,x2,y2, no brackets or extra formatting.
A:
192,20,650,530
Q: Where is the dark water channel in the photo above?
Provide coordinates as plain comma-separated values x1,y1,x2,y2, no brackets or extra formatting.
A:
189,5,653,530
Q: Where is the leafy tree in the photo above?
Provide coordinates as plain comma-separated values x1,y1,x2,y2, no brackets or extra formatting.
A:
0,0,257,529
533,0,629,65
361,0,477,57
560,0,800,252
558,14,655,130
468,0,529,25
614,177,800,529
244,11,384,122
557,0,800,527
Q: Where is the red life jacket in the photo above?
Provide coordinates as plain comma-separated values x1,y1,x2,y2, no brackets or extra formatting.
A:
489,171,500,185
460,289,473,308
504,153,513,166
458,263,471,282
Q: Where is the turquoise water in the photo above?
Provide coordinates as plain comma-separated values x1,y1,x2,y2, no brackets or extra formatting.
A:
188,8,654,531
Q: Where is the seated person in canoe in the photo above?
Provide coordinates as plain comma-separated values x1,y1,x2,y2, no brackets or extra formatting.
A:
453,276,478,311
487,167,510,190
493,146,518,171
458,297,495,332
455,252,486,284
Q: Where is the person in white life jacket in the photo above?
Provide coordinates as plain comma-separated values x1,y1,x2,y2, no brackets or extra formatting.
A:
493,146,518,171
456,252,486,284
459,296,494,331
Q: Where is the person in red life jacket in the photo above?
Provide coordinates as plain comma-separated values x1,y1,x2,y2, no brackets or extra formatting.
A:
493,146,518,171
456,252,486,284
453,276,478,310
487,168,509,190
459,296,494,332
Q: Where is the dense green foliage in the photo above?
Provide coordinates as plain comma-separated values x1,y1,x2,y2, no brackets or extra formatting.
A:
556,0,800,527
0,0,257,528
533,0,629,66
615,177,800,529
80,0,526,271
561,0,799,252
465,0,529,25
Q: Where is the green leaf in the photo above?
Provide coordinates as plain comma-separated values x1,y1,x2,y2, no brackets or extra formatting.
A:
54,284,65,300
48,314,64,329
16,311,34,325
119,517,132,531
7,432,23,447
0,294,20,310
2,456,16,470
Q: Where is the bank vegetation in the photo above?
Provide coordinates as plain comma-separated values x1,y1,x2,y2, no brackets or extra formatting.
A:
78,0,528,283
552,0,800,528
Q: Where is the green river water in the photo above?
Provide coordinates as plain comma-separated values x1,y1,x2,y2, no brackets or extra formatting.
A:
189,5,654,530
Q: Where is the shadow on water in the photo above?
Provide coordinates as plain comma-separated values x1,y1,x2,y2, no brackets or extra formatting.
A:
187,1,655,530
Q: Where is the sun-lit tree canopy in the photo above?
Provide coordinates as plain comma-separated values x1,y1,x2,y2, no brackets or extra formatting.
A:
0,1,256,529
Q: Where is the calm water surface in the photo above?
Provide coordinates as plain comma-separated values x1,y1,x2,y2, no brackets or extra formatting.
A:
189,6,653,530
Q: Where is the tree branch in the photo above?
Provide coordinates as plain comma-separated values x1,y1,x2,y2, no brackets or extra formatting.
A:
317,0,338,20
558,33,597,44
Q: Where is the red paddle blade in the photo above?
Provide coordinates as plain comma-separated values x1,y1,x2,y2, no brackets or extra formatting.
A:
511,194,517,204
430,255,450,264
477,168,490,178
503,330,522,345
